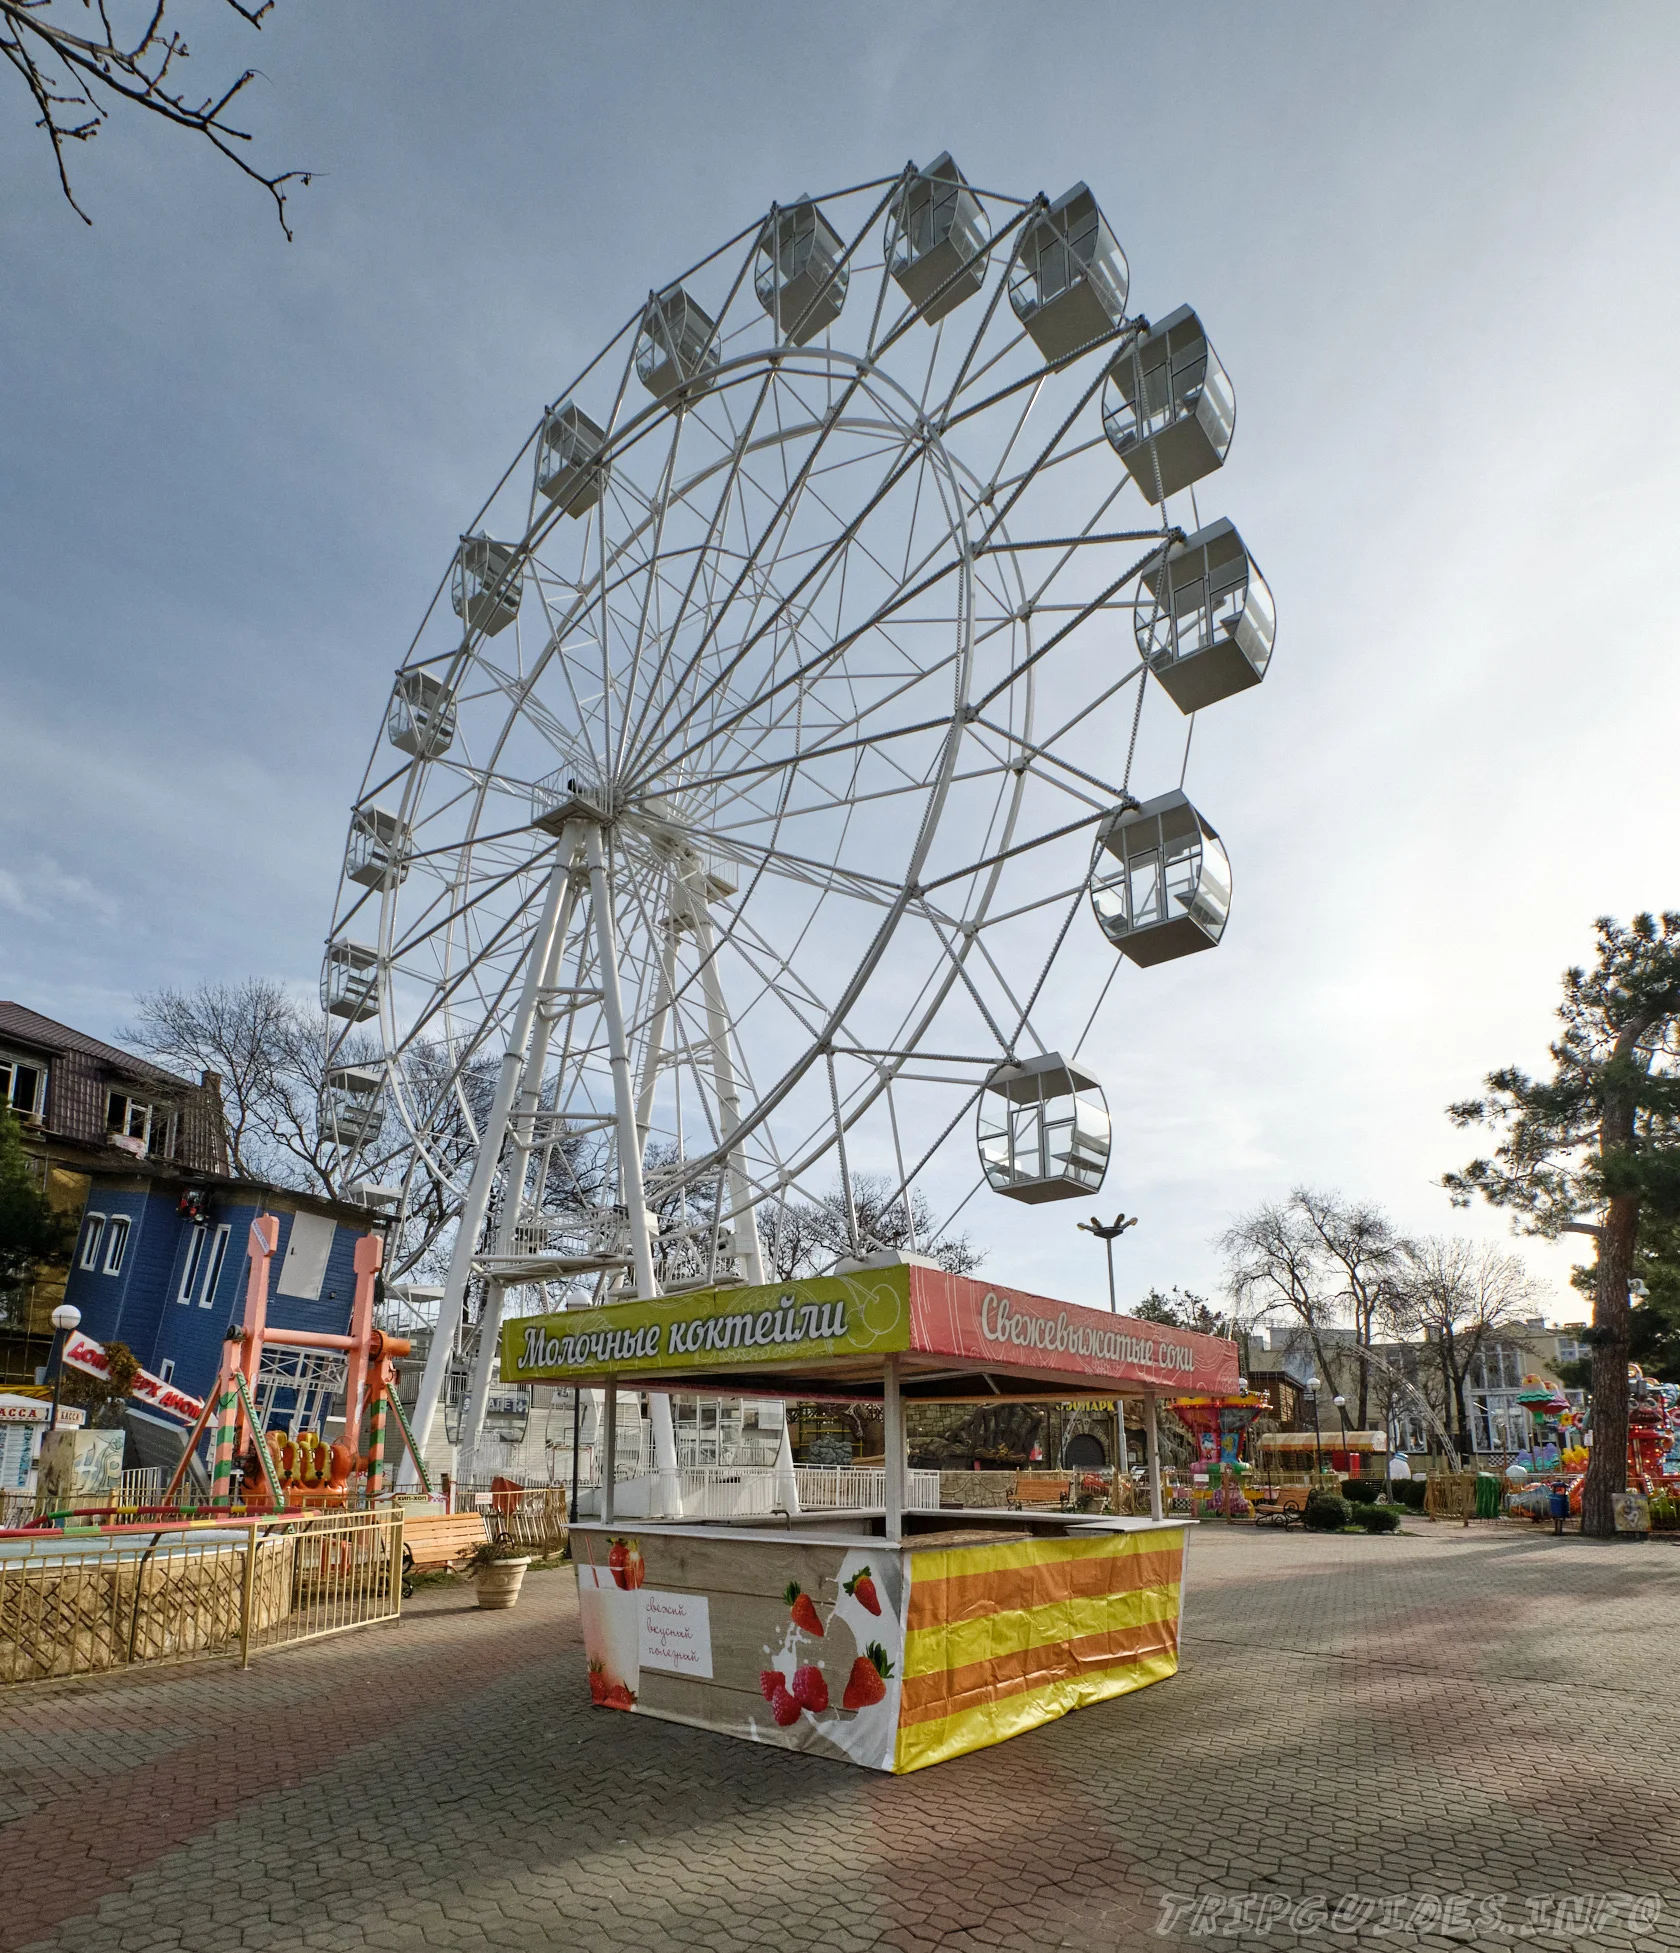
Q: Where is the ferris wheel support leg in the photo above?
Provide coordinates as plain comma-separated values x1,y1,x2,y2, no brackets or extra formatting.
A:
695,910,767,1288
585,823,680,1519
403,835,579,1492
457,867,583,1484
633,920,678,1154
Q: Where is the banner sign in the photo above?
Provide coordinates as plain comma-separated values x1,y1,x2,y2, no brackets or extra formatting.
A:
502,1268,912,1384
909,1269,1239,1397
0,1394,84,1429
502,1264,1238,1397
63,1331,205,1425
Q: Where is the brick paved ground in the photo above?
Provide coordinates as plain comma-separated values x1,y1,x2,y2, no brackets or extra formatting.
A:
5,1524,1678,1953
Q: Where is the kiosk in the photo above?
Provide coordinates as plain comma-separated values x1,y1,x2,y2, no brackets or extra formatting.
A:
503,1260,1238,1774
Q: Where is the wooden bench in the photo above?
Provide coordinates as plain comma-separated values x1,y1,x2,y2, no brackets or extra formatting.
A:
400,1512,490,1594
1012,1473,1071,1511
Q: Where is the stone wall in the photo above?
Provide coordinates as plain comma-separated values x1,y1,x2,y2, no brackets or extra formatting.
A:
939,1469,1023,1509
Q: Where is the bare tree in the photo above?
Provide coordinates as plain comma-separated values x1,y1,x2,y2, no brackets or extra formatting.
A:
1388,1237,1543,1456
1295,1190,1403,1428
761,1173,984,1283
127,978,333,1186
1219,1195,1342,1388
1221,1190,1405,1425
2,0,308,232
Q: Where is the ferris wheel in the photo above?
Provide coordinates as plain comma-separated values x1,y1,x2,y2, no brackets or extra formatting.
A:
320,156,1276,1482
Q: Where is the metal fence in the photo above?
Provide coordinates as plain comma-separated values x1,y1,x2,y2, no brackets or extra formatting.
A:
0,1508,402,1688
446,1483,569,1555
116,1467,165,1508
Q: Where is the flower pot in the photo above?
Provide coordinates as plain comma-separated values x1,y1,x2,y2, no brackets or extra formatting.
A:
473,1557,532,1610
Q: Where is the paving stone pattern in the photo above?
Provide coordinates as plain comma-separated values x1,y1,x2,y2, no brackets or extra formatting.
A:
4,1526,1678,1953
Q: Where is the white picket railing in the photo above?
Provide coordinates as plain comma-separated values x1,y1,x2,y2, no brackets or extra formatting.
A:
603,1463,941,1520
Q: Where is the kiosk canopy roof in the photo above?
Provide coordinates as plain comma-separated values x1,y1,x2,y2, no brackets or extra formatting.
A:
501,1263,1239,1403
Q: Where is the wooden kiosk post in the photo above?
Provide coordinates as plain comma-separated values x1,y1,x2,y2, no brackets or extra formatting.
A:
882,1353,904,1541
1145,1393,1164,1521
601,1381,618,1526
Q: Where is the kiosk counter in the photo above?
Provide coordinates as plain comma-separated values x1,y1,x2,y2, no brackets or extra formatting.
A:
503,1261,1238,1774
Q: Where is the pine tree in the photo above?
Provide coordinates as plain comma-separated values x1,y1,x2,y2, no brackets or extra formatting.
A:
1446,912,1680,1537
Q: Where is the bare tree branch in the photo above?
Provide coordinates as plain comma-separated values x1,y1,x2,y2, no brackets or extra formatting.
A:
1,0,309,234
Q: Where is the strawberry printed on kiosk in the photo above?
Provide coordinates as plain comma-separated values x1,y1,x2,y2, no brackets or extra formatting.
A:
506,1257,1237,1774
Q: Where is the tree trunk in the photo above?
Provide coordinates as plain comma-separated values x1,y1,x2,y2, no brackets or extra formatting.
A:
1582,1193,1637,1538
1451,1371,1473,1459
1356,1314,1372,1429
1439,1326,1468,1457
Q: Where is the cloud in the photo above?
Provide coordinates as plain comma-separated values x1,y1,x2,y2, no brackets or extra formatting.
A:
0,859,119,928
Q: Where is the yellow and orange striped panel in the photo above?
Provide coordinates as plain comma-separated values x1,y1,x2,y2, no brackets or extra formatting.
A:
892,1527,1187,1774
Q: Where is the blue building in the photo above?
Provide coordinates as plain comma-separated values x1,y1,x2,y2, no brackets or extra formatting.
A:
62,1178,377,1410
3,1001,381,1416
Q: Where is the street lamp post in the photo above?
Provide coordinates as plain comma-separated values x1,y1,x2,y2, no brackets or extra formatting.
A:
1306,1374,1324,1481
46,1304,81,1432
1076,1213,1138,1313
1076,1214,1138,1495
1332,1392,1350,1477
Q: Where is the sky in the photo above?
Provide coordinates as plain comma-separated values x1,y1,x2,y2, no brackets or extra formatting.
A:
3,1,1679,1322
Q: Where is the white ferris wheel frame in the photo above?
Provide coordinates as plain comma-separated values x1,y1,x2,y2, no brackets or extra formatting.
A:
320,162,1253,1490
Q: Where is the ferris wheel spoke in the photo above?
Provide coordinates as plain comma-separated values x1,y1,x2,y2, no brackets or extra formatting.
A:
625,401,887,762
628,409,955,775
971,542,1167,715
617,371,791,773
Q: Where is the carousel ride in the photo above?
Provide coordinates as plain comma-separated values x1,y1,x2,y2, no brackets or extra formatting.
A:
1505,1367,1680,1519
315,157,1277,1495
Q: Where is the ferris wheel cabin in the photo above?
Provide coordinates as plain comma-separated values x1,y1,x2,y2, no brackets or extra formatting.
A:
321,941,381,1022
756,198,849,344
637,286,721,400
1102,306,1235,504
386,669,456,759
1091,791,1231,967
1135,519,1274,715
452,535,522,638
888,152,988,324
536,402,608,515
978,1053,1112,1205
323,1065,384,1147
1008,183,1129,363
345,805,409,889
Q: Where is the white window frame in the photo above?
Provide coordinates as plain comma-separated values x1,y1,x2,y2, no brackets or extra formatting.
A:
0,1051,46,1118
159,1358,175,1384
104,1215,132,1276
199,1223,231,1308
79,1213,107,1271
177,1225,209,1304
106,1093,169,1153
